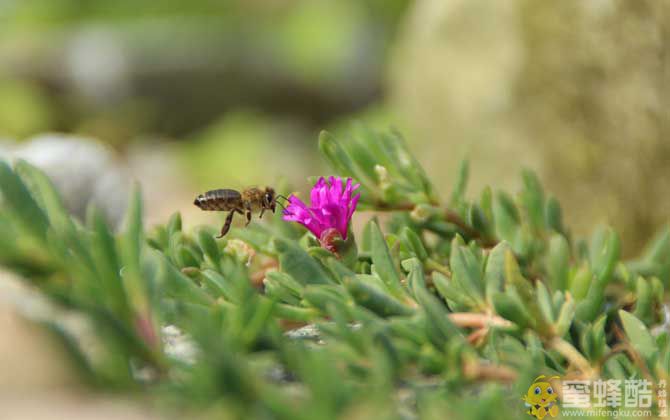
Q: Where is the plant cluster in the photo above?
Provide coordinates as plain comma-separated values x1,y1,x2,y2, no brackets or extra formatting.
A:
0,128,668,419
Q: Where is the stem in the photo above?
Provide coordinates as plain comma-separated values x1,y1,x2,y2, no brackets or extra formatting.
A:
368,202,416,212
448,312,514,329
549,337,595,377
601,343,654,383
467,327,489,345
425,258,451,277
463,359,517,383
444,209,498,247
366,202,498,247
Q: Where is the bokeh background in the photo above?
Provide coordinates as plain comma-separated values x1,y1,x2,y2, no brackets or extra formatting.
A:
1,0,668,251
0,0,668,417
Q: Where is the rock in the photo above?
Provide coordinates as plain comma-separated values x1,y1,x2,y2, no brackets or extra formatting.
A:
161,325,198,364
284,324,322,341
0,134,130,228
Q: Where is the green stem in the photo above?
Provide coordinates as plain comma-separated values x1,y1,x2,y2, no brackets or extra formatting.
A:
425,258,451,277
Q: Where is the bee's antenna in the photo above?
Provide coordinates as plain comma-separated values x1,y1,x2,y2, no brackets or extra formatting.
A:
276,194,290,203
275,201,287,211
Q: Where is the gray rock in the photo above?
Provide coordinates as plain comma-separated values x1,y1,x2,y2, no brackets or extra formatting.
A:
161,325,198,364
0,134,130,228
284,324,321,341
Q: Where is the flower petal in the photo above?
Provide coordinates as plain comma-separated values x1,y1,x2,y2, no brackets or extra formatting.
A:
329,176,343,204
342,178,353,203
283,177,360,242
310,177,326,208
283,194,324,237
347,192,361,220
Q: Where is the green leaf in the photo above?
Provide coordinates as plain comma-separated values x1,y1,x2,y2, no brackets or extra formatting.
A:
265,270,304,297
325,300,364,353
197,228,222,270
15,161,98,276
360,217,378,253
591,315,607,360
491,291,533,329
414,284,461,349
633,277,653,325
468,204,492,239
635,227,670,285
545,196,565,234
535,281,554,324
14,160,70,231
89,206,128,317
576,228,620,321
520,169,545,231
642,226,670,263
161,257,213,306
554,296,575,337
384,130,437,203
199,269,236,302
619,310,658,362
590,227,620,286
547,234,570,291
330,224,358,269
400,227,428,261
302,286,347,313
479,186,493,222
340,132,379,185
569,263,592,301
450,238,485,308
241,297,275,347
369,220,405,298
580,326,596,360
493,191,520,243
272,303,319,322
322,256,357,284
404,258,426,294
122,184,143,260
449,160,469,208
503,250,533,303
167,212,182,237
484,241,510,304
0,160,49,240
433,271,478,311
344,277,414,317
318,131,358,179
274,238,333,285
263,277,299,305
120,185,150,312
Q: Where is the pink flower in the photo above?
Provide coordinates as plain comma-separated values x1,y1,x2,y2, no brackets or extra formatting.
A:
283,177,360,244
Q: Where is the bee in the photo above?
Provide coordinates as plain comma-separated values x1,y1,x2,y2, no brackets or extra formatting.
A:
193,187,287,238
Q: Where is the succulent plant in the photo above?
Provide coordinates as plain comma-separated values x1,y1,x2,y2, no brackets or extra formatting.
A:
0,128,667,419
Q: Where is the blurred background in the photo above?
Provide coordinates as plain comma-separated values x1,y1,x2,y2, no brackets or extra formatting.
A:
0,0,668,418
0,0,668,253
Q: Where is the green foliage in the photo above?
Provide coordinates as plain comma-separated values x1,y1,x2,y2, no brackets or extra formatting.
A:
0,128,668,418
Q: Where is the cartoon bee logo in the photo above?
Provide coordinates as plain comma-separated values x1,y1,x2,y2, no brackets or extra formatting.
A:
522,375,560,419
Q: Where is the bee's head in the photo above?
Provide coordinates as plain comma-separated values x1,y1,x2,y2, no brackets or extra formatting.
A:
263,187,276,212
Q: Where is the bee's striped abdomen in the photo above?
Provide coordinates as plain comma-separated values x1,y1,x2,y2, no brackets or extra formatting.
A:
194,189,241,211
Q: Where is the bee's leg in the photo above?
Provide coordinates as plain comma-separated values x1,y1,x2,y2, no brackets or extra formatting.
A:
259,208,265,219
244,202,252,226
216,211,236,238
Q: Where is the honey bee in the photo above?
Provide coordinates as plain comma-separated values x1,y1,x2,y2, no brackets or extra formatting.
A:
193,187,286,238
